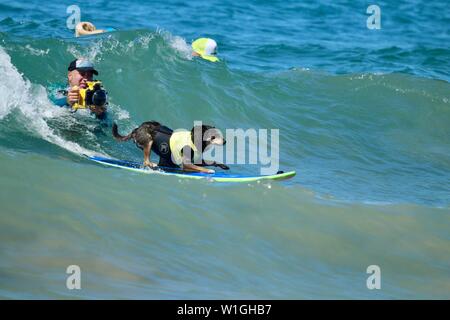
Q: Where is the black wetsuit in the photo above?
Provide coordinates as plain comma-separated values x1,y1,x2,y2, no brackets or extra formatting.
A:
151,125,177,168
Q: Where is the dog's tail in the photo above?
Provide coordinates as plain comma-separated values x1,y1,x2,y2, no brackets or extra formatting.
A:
112,123,133,141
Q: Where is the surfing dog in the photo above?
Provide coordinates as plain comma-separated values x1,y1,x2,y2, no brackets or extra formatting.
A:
112,121,229,174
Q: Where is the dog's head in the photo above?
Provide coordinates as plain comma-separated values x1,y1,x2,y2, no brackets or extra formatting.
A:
191,124,226,152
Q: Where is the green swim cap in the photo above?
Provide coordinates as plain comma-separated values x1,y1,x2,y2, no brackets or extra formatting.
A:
192,38,219,62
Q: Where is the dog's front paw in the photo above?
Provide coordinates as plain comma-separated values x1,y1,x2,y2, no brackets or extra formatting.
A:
143,161,158,169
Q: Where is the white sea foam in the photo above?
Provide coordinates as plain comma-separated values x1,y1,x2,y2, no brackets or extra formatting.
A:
25,44,50,56
168,36,192,60
156,27,192,60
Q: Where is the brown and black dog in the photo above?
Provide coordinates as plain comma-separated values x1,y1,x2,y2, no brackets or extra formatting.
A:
112,121,228,173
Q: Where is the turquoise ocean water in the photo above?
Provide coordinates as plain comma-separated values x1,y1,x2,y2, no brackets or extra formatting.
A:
0,0,449,299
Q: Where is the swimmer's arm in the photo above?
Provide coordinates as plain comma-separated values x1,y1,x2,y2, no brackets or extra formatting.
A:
83,29,106,35
52,96,69,107
49,89,69,107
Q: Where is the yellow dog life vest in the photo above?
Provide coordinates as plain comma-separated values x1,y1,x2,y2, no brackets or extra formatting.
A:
169,130,202,166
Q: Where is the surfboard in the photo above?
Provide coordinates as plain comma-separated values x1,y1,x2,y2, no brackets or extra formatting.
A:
87,156,296,182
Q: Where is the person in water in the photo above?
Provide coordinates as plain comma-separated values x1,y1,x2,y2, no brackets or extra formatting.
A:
75,21,111,37
52,59,107,119
191,38,219,62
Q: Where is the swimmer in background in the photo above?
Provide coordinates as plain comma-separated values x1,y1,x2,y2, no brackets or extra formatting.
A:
191,38,219,62
75,21,115,37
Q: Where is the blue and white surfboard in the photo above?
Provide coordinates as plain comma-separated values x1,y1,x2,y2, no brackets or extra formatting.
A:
88,156,296,182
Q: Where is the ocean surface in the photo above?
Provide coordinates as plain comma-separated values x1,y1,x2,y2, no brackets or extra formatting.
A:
0,0,449,299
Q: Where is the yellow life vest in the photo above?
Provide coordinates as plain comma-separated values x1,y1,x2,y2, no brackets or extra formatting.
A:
169,130,202,166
